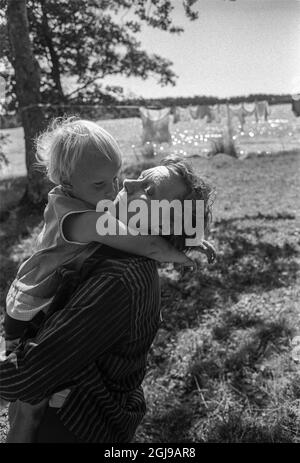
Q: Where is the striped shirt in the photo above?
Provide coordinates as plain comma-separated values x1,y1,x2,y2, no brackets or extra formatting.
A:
0,246,161,443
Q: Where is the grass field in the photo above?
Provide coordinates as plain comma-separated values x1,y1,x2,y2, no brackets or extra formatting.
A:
0,114,300,442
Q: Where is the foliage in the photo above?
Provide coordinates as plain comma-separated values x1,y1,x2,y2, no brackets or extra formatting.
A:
0,0,199,110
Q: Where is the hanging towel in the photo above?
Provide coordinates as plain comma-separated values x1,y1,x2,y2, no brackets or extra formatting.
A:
189,105,201,120
171,106,179,123
240,103,256,128
140,107,170,121
229,103,245,128
189,104,213,123
243,102,256,112
210,104,222,123
199,104,212,120
173,106,191,123
139,107,172,144
218,104,227,119
255,100,269,121
229,103,243,116
242,102,256,116
292,95,300,117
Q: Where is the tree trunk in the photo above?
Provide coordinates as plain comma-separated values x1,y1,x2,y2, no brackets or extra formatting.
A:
7,0,49,204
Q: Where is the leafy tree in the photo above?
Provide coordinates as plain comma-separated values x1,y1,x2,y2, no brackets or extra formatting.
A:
2,0,199,109
1,0,199,203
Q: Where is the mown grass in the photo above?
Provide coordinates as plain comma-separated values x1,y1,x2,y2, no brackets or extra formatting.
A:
0,145,299,442
134,214,300,442
132,151,300,443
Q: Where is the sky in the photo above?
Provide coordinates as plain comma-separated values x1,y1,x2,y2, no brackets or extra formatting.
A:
103,0,300,99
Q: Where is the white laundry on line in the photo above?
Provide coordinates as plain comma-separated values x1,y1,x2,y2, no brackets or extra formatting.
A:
139,107,172,144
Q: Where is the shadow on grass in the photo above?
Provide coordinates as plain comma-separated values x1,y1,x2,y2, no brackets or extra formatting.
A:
189,319,293,400
143,213,300,442
159,213,299,335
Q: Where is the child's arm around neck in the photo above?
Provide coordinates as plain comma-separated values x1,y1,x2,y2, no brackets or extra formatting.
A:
62,210,193,265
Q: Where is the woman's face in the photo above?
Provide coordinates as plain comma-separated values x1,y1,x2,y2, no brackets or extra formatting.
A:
115,166,188,230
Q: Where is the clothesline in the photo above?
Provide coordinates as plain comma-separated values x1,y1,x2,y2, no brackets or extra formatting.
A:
1,96,300,150
2,100,298,147
14,102,217,113
9,100,291,114
14,101,274,127
17,103,146,113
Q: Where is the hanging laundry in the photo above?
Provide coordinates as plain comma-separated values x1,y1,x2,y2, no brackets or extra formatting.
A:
229,103,243,116
139,107,172,144
218,104,227,119
242,102,256,116
229,103,245,129
173,106,191,123
171,106,180,123
173,106,181,123
241,102,257,128
292,95,300,117
199,105,212,121
189,104,213,122
255,100,269,121
210,104,222,123
189,105,201,120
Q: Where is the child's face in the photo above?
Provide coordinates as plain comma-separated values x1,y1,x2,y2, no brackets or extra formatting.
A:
70,149,121,207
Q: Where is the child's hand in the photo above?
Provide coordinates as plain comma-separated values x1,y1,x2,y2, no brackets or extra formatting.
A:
198,240,216,264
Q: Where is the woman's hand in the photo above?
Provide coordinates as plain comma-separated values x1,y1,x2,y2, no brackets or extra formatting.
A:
197,240,217,264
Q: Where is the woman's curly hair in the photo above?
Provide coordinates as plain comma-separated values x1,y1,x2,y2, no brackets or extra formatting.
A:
160,155,216,252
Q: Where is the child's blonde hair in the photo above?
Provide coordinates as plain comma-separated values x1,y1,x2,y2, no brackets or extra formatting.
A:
36,117,122,186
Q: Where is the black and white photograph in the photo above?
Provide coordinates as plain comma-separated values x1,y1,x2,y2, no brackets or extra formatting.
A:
0,0,300,446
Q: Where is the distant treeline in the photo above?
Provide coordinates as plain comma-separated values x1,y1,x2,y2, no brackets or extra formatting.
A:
126,93,293,107
0,93,294,129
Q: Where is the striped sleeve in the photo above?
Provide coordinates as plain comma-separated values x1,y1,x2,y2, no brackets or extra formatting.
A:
0,275,131,404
